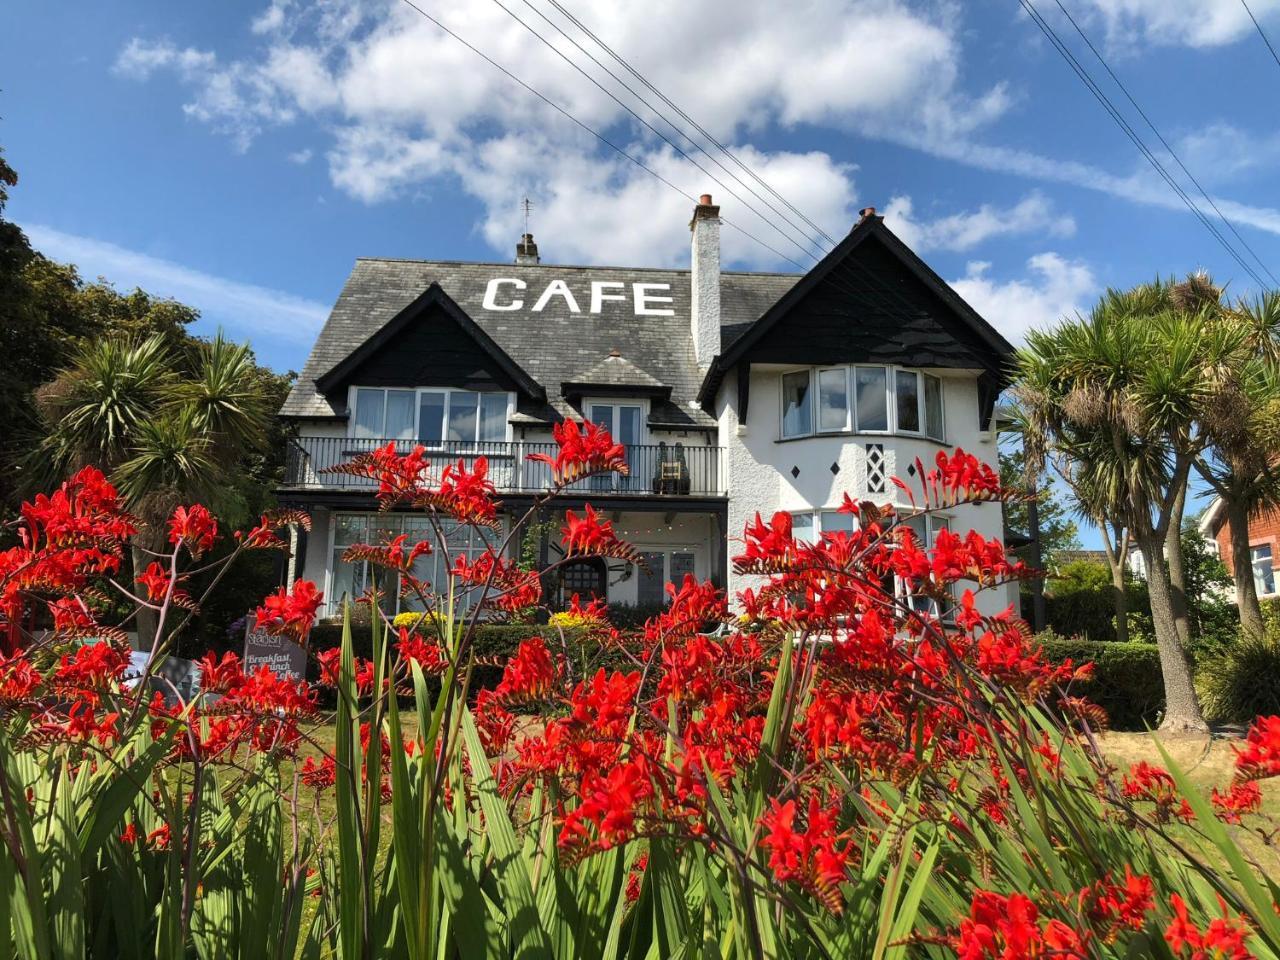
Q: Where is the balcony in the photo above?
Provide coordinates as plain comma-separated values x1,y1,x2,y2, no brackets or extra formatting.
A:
283,437,726,498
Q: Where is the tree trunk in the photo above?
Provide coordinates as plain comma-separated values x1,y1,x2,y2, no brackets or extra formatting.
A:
1098,520,1129,644
1138,534,1207,733
1164,483,1192,647
1225,496,1266,639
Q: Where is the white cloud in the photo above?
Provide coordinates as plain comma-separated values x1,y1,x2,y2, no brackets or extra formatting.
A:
1069,0,1280,48
882,192,1075,252
950,253,1098,342
287,147,313,164
113,0,997,266
22,223,329,345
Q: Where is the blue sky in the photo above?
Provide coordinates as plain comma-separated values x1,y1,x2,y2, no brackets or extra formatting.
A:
5,0,1280,534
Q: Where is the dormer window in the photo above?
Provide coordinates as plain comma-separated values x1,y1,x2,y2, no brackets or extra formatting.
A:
781,366,945,442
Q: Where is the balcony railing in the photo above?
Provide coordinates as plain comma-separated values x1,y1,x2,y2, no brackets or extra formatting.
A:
284,437,726,497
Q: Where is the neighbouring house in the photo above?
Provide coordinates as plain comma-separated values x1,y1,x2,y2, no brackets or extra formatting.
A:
1199,497,1280,600
275,199,1018,618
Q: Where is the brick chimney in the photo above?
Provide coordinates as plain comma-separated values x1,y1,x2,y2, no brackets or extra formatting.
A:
515,233,540,265
690,194,721,373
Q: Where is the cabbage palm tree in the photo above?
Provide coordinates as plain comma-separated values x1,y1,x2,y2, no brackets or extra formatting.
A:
1195,292,1280,639
32,331,273,648
1016,279,1243,732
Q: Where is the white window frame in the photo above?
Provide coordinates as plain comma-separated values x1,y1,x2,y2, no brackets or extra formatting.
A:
780,369,815,440
1251,543,1276,598
777,366,945,443
584,397,650,446
348,386,515,446
816,367,851,434
632,545,700,604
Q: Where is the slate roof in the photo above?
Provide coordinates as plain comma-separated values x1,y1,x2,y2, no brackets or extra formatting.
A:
563,351,669,393
281,259,801,430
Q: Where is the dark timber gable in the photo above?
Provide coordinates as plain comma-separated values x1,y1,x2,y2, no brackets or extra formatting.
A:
697,216,1015,428
314,283,544,405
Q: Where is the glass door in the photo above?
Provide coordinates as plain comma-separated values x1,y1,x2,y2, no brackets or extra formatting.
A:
589,403,641,490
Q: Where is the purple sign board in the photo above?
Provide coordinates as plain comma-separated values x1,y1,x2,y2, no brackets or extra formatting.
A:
243,618,308,681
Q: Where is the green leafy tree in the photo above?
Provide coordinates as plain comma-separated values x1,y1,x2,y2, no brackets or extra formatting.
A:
999,446,1080,568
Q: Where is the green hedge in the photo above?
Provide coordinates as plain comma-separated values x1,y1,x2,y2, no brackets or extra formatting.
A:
1039,638,1164,731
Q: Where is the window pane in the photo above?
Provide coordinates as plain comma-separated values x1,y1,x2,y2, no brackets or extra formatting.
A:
1252,545,1275,596
817,368,849,432
447,392,479,442
819,511,855,536
791,512,815,544
617,406,642,446
385,390,416,440
782,371,812,437
903,513,927,544
854,367,888,431
333,514,368,546
929,515,950,546
353,388,385,438
418,392,446,446
896,370,920,433
479,394,508,442
924,375,944,440
330,550,364,610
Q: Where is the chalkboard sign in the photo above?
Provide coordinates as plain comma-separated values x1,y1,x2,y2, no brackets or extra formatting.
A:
243,619,308,681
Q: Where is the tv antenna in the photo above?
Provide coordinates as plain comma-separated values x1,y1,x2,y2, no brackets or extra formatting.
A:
521,196,534,235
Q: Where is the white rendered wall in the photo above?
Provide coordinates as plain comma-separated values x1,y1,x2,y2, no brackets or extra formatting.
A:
717,366,1019,618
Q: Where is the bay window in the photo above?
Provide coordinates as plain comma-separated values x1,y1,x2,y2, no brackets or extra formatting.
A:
781,366,944,441
351,387,512,445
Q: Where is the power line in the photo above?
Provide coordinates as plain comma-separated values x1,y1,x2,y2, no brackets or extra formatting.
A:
1051,0,1278,287
395,0,809,270
1019,0,1268,289
1240,0,1280,71
484,0,825,263
544,0,840,249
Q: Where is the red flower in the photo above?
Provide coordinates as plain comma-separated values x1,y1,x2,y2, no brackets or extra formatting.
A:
168,504,218,556
494,637,559,705
953,890,1086,960
1233,715,1280,782
527,419,628,486
254,579,323,641
197,651,245,695
1211,781,1262,823
1164,894,1255,960
136,561,173,603
562,504,640,563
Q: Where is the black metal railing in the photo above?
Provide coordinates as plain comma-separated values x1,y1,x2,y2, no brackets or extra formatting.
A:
284,437,726,497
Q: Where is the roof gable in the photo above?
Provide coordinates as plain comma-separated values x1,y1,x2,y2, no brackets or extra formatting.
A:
698,216,1015,407
314,282,544,401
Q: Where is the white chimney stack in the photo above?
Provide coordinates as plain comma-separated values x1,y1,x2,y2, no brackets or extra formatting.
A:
690,193,721,372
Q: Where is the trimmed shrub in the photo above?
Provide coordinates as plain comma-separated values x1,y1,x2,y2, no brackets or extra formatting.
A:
1196,634,1280,724
1039,638,1164,730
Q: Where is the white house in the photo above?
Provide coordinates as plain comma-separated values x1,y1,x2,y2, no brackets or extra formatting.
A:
276,199,1018,618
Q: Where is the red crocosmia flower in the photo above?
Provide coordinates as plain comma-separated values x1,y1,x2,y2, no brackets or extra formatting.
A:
527,419,628,485
254,579,323,641
0,652,41,700
136,561,173,603
46,701,119,746
168,504,218,556
197,651,245,695
494,637,559,705
562,504,640,563
395,629,449,676
434,457,498,526
316,648,341,687
48,596,97,633
1082,867,1155,936
952,889,1087,960
54,641,130,690
1122,761,1194,823
1211,781,1263,823
119,823,139,845
1165,893,1255,960
1233,715,1280,782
